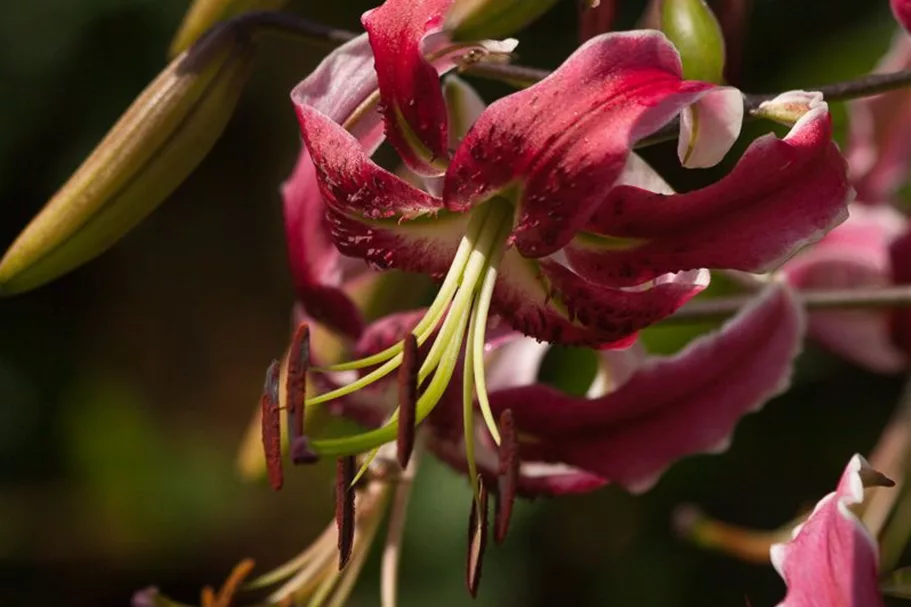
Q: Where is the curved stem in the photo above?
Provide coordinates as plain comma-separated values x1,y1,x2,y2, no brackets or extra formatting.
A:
667,285,911,324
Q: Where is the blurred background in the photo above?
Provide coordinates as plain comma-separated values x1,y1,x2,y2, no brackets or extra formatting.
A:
0,0,908,604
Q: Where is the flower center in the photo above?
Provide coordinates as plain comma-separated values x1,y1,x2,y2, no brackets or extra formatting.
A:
302,198,515,471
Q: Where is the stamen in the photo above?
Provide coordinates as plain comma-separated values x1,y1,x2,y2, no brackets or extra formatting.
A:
463,310,482,505
396,334,419,469
260,360,283,491
335,456,356,570
466,478,489,598
471,253,506,446
494,409,519,545
287,323,310,442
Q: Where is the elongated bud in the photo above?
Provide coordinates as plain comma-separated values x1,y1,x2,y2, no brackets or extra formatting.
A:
446,0,559,40
660,0,726,83
0,23,254,296
170,0,289,57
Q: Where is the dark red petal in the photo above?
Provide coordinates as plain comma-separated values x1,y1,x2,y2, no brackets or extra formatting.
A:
489,282,804,492
297,103,469,277
565,99,849,286
492,249,708,346
282,149,365,339
444,31,715,257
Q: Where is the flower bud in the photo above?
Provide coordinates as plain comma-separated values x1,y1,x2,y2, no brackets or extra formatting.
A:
660,0,726,83
0,24,254,295
169,0,288,57
751,90,824,126
446,0,559,40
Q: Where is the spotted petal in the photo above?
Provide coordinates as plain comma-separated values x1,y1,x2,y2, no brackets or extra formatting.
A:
443,30,721,257
297,102,469,278
363,0,516,176
565,96,850,286
488,282,804,492
492,249,709,346
770,455,891,607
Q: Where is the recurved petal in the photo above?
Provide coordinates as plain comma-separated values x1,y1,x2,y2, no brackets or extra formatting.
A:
846,34,911,203
565,95,849,286
362,0,516,176
297,103,468,277
677,86,743,168
488,282,804,492
290,33,385,153
781,203,907,373
770,455,891,607
282,148,365,339
444,30,718,257
492,249,709,346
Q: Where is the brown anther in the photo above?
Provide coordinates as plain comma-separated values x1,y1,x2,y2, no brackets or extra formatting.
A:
260,360,283,491
466,479,489,598
336,455,357,570
286,323,310,443
494,409,519,545
397,333,419,469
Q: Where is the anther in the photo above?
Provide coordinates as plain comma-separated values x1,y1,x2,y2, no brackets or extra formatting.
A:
397,333,419,469
494,409,519,545
466,478,489,598
336,455,357,570
286,323,310,443
260,360,283,491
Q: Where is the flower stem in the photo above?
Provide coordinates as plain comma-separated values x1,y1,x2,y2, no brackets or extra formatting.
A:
228,10,911,119
667,285,911,324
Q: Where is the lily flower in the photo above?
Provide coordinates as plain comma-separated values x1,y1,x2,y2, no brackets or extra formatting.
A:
290,23,849,465
771,454,894,607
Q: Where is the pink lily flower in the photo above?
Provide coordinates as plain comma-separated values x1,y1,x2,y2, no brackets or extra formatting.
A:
771,454,894,607
846,33,911,203
286,8,848,463
776,36,911,372
282,0,516,338
780,203,908,373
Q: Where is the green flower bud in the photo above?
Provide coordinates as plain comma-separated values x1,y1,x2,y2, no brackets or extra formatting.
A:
0,24,254,295
660,0,726,83
169,0,288,57
447,0,559,41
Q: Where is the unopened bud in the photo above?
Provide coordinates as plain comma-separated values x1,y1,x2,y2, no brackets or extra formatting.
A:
751,90,825,126
0,24,254,295
169,0,288,57
446,0,559,40
660,0,726,83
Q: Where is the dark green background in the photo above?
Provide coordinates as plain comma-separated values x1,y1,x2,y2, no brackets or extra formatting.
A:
0,0,907,605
